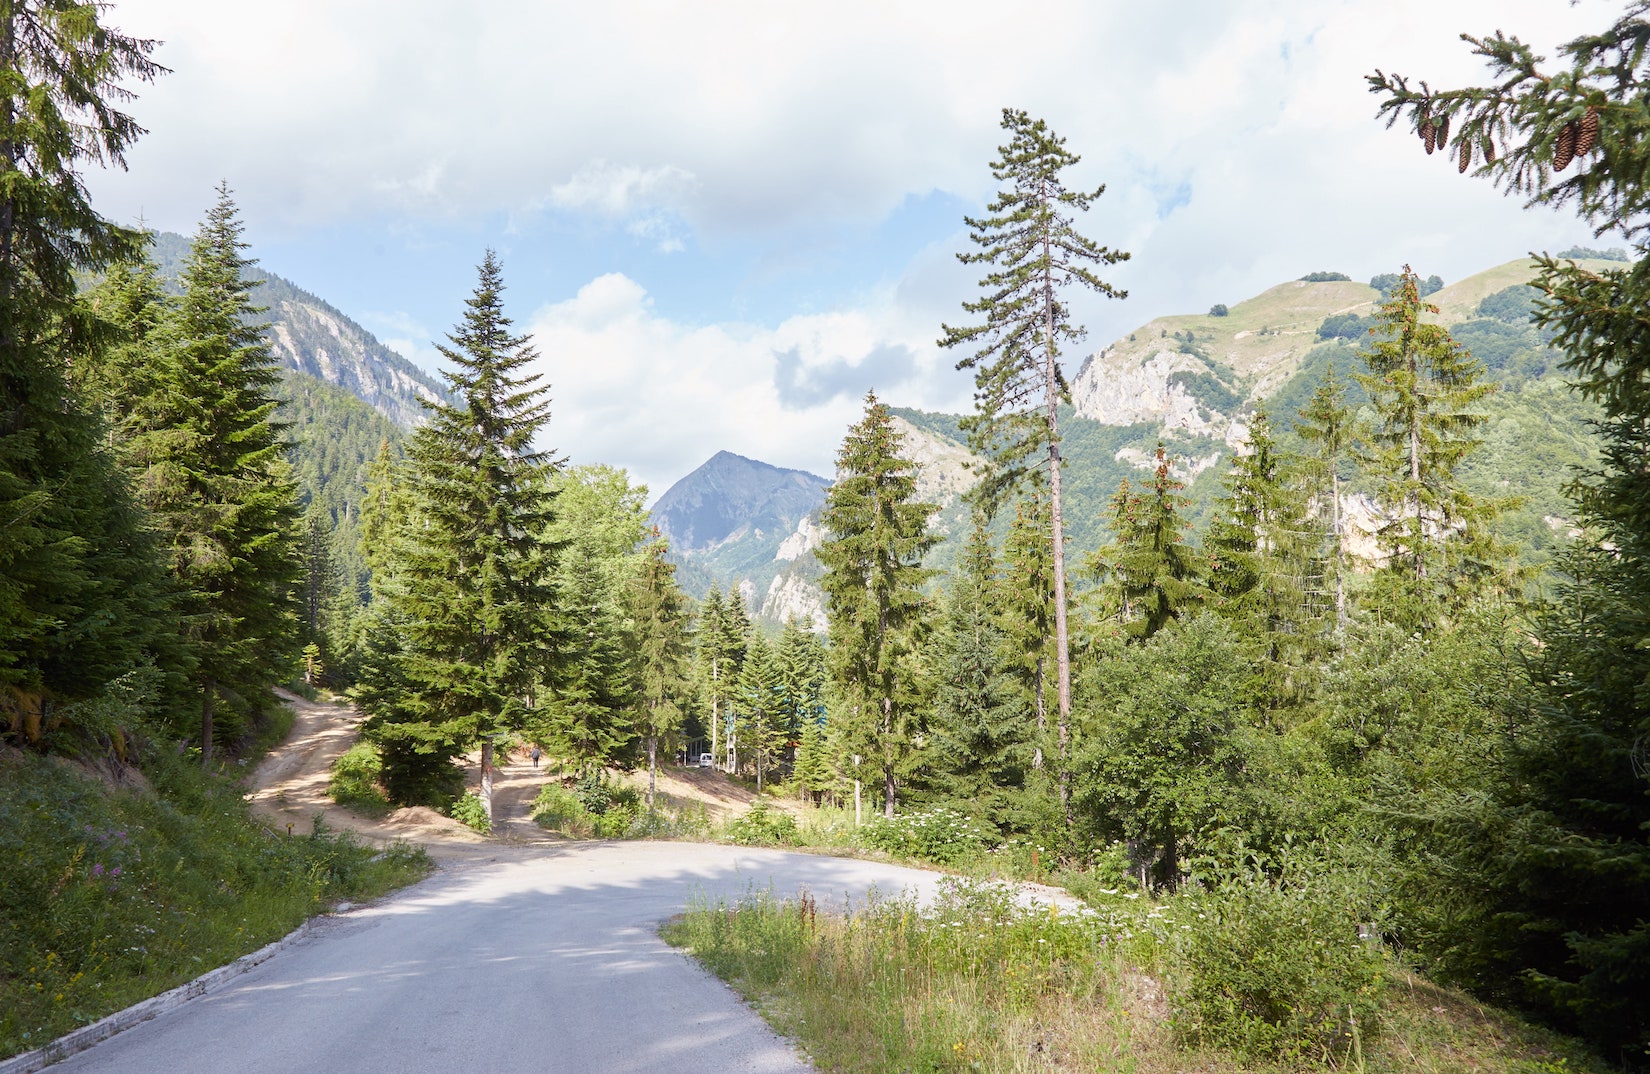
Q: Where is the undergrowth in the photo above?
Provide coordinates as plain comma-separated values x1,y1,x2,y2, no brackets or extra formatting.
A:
663,876,1609,1074
0,747,429,1060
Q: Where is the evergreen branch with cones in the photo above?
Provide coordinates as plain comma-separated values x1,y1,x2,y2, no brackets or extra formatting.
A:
1369,4,1650,240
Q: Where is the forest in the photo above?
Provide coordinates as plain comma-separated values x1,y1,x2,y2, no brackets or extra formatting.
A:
1,2,1647,1072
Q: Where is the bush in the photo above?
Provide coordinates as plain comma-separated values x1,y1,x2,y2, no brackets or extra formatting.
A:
725,800,799,846
1168,868,1387,1063
328,741,391,816
449,792,490,834
1300,270,1351,282
858,807,988,866
1208,303,1229,317
0,751,428,1057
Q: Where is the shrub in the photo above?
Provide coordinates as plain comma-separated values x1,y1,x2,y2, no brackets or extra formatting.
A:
1208,303,1229,317
1168,868,1388,1063
725,800,799,846
449,792,490,834
1300,270,1351,282
329,741,391,816
858,807,988,866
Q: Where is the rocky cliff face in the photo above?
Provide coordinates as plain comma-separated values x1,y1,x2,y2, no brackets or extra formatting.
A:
149,231,447,430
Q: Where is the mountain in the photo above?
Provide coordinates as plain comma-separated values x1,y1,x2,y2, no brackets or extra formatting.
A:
148,231,446,429
664,257,1607,624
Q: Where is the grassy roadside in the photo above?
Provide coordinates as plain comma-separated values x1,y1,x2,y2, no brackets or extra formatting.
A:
0,746,430,1060
662,877,1608,1074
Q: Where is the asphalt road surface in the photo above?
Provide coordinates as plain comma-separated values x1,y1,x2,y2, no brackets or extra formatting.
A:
50,842,951,1074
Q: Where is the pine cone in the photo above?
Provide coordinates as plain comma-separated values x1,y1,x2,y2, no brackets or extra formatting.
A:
1436,115,1450,147
1483,134,1496,163
1554,121,1578,171
1421,111,1436,153
1576,106,1600,156
1459,138,1472,173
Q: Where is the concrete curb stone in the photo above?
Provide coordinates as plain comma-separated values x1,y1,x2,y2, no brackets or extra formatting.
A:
0,918,316,1074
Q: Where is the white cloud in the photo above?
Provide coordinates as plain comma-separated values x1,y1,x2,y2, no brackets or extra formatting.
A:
527,272,969,499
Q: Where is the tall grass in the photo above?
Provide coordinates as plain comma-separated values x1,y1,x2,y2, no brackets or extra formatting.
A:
0,748,429,1059
663,876,1610,1074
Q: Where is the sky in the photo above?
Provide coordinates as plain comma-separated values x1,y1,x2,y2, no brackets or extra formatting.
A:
85,0,1617,500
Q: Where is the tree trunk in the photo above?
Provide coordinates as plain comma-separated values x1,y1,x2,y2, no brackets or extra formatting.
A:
883,765,896,819
1043,248,1072,823
646,734,657,810
200,678,215,765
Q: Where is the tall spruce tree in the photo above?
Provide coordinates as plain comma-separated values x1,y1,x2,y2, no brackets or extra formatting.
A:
818,391,936,817
1295,363,1355,633
1094,447,1203,642
1356,266,1507,626
1203,411,1322,711
939,108,1129,814
631,531,691,808
696,585,748,770
137,187,302,760
734,632,786,790
929,514,1031,834
362,251,559,801
999,494,1054,771
0,3,170,730
1373,13,1650,1061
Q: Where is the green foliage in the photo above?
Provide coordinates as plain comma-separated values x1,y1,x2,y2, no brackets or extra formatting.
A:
818,393,936,817
1167,368,1242,415
1300,271,1352,282
0,750,427,1057
1170,864,1388,1063
448,792,490,834
1371,271,1442,298
1318,311,1376,340
724,799,800,846
1089,447,1204,641
328,740,391,816
1555,246,1628,262
359,252,559,801
857,807,989,866
1207,303,1229,317
1075,617,1256,886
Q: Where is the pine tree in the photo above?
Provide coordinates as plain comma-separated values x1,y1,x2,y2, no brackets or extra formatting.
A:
1095,447,1203,641
999,495,1054,770
133,187,302,760
818,391,936,817
1372,16,1650,1059
362,251,559,801
939,109,1129,815
696,585,748,770
1203,411,1322,711
632,531,691,808
735,632,786,791
1356,266,1510,626
1295,364,1355,632
929,514,1031,834
0,3,169,728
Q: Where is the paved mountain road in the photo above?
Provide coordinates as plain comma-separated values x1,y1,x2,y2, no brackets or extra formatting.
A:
50,842,952,1074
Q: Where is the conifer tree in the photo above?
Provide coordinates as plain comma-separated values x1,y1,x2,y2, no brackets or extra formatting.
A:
791,717,833,805
939,109,1129,813
362,251,559,800
1203,411,1322,711
930,514,1030,833
1356,266,1507,625
631,531,691,808
1094,447,1203,641
777,615,826,736
999,495,1054,770
1295,364,1355,632
1373,15,1650,1058
735,632,786,790
0,3,169,724
132,187,301,760
818,391,936,817
696,585,748,770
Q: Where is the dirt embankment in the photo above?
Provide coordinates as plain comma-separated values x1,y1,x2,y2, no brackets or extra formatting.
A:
246,691,779,859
